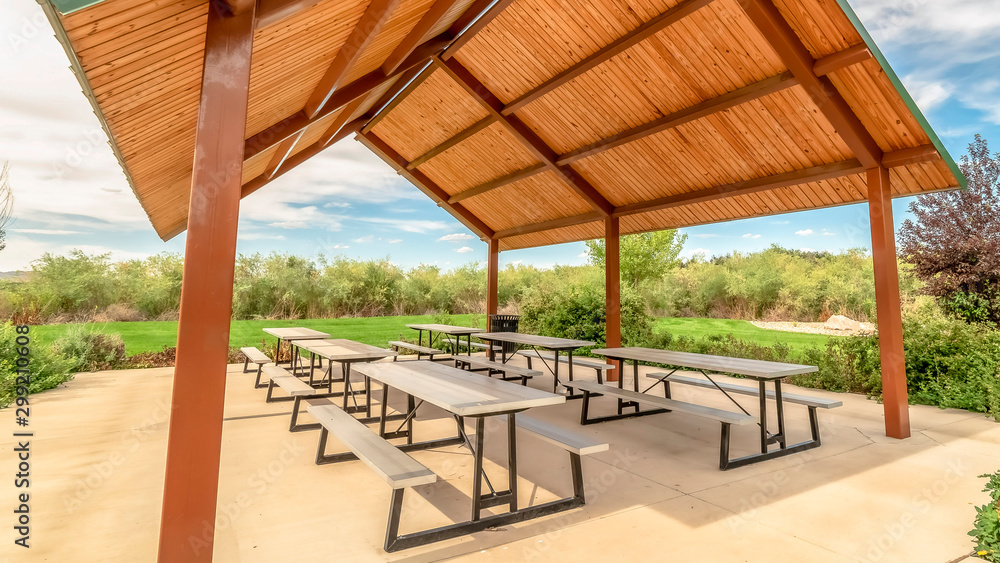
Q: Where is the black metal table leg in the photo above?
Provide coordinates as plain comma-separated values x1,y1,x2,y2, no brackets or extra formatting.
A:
471,417,486,522
774,379,787,448
507,412,518,512
759,379,768,454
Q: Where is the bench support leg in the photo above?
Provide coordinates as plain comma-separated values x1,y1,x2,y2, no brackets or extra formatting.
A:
253,364,267,389
242,358,250,373
578,389,669,425
720,406,825,470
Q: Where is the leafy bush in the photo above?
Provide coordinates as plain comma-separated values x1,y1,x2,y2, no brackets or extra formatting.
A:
52,326,127,373
971,470,1000,561
0,323,73,408
520,280,653,351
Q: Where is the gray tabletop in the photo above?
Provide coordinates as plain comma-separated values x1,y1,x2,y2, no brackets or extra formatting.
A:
263,327,330,341
291,339,397,361
591,347,818,379
354,361,565,416
475,332,594,350
405,323,484,335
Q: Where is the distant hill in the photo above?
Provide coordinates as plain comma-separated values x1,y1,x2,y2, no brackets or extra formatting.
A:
0,271,28,280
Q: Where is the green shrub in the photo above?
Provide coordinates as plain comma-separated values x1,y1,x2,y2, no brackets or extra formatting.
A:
52,326,127,373
971,470,1000,561
520,281,653,351
0,323,74,408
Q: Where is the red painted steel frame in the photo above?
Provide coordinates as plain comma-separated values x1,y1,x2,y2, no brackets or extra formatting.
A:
605,217,621,382
157,2,255,560
868,165,910,438
487,238,499,316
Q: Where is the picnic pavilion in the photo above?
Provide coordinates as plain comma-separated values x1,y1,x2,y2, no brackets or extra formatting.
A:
38,0,965,559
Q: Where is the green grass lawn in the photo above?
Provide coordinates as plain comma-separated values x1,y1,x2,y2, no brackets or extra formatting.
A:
29,314,484,356
30,315,836,357
655,317,832,355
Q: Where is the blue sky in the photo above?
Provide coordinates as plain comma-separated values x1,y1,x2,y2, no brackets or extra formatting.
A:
0,0,997,272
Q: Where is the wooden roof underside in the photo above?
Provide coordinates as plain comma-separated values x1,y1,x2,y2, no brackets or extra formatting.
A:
45,0,964,251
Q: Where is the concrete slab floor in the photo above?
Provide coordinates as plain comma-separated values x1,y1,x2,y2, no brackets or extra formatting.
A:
0,358,993,562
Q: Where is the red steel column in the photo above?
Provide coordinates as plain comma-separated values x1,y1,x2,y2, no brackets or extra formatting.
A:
487,238,499,316
605,216,621,381
158,2,256,560
868,165,910,439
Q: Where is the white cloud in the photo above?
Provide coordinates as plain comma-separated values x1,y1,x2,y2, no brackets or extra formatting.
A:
456,246,474,253
388,239,403,244
331,244,349,249
11,228,81,235
822,230,837,236
692,233,720,238
742,233,761,239
771,220,790,225
238,233,286,241
799,247,816,252
438,233,475,242
577,252,588,258
904,76,953,112
358,217,450,233
269,220,310,229
324,202,350,208
352,235,374,243
685,248,710,258
509,259,523,265
795,229,815,236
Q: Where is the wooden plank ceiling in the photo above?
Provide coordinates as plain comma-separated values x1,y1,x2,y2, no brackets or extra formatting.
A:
46,0,963,250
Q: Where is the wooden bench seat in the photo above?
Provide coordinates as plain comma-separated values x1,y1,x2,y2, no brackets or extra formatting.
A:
240,347,271,388
454,356,541,386
517,350,615,383
646,373,843,409
388,341,452,362
264,365,338,432
307,400,437,551
563,379,755,470
506,413,609,455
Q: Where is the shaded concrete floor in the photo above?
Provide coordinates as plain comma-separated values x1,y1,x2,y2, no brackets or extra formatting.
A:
0,357,992,562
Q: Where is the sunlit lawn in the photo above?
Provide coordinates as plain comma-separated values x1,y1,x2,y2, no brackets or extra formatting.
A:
30,314,837,357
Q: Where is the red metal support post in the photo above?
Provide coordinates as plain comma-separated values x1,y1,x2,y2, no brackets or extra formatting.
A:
157,1,255,560
487,238,499,317
867,165,910,439
605,216,621,382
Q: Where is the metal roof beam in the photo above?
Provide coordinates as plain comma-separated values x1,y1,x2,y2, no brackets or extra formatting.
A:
739,0,883,169
557,71,797,165
244,37,448,161
501,0,715,115
448,163,547,203
256,0,322,29
383,0,465,75
435,57,614,216
357,132,495,239
304,0,403,118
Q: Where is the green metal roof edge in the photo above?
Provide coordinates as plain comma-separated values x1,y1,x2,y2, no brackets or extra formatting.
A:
36,0,153,235
834,0,967,190
50,0,105,15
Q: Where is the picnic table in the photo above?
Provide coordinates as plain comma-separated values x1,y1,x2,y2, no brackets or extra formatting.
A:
474,332,594,398
587,347,837,469
318,360,605,551
262,327,330,371
291,339,397,418
404,323,482,355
